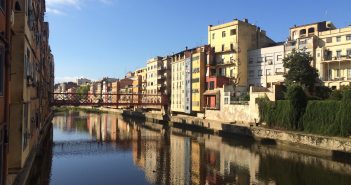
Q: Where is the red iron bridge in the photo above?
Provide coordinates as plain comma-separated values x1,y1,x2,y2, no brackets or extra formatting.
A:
51,93,168,107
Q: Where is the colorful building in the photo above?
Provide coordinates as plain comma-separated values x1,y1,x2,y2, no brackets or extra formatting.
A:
171,46,208,114
135,67,147,94
208,18,275,88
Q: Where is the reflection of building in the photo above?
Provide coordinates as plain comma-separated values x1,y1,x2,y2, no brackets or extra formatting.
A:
170,135,191,185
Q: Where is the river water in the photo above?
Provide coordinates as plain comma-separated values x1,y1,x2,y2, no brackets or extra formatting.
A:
32,111,351,185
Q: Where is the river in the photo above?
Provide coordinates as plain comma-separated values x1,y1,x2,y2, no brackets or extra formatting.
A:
30,110,351,185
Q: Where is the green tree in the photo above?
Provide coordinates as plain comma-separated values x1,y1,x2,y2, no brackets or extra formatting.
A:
77,85,90,100
283,49,318,88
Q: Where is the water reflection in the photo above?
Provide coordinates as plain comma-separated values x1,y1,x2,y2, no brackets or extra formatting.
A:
44,111,351,185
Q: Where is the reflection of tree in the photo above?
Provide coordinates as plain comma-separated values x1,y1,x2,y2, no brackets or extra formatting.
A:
74,118,89,132
258,155,351,185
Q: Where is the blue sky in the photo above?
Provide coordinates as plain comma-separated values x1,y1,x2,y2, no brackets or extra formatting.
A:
46,0,351,83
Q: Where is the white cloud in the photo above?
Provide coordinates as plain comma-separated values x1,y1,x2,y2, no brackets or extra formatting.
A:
46,0,114,15
46,0,81,7
46,7,66,15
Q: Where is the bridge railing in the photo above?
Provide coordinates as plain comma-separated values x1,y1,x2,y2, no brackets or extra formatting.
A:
51,93,168,107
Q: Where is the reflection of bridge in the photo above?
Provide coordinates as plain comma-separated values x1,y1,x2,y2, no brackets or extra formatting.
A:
51,93,168,107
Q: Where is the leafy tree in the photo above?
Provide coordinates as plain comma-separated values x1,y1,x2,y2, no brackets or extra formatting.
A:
283,49,318,88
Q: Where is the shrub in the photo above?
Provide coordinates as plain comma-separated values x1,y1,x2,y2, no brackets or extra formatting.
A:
286,84,307,130
302,101,340,136
257,98,293,130
329,90,343,100
314,86,331,100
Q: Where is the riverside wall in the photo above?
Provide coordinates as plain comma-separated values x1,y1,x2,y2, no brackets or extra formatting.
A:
63,106,351,156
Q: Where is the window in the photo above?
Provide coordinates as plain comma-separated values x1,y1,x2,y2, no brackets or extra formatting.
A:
209,81,214,90
336,50,342,58
308,27,315,34
266,69,272,76
336,36,341,42
275,68,283,74
326,37,332,43
224,97,229,105
347,49,351,56
230,29,237,35
266,56,273,64
0,48,3,96
222,31,226,38
299,29,306,36
336,69,340,78
276,55,283,61
221,44,225,52
257,57,264,63
212,33,215,40
299,39,306,45
230,69,233,77
348,69,351,79
230,43,234,50
0,0,5,10
346,35,351,41
249,70,254,77
258,70,262,76
249,58,254,64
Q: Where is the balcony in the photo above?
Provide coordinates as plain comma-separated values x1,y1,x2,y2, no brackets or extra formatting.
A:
322,55,351,63
157,75,165,80
285,41,296,51
323,76,351,82
216,45,238,54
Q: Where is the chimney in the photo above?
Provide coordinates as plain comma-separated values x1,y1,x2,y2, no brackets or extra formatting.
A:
185,46,188,51
243,18,248,23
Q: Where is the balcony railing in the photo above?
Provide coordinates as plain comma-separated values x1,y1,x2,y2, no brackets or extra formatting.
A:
322,55,351,62
323,77,351,81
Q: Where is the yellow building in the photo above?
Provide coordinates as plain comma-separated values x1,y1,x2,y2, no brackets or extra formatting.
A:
135,67,147,94
286,21,351,89
208,18,275,88
286,21,335,68
171,46,208,114
316,26,351,89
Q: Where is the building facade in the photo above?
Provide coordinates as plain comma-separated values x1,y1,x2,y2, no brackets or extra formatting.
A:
248,45,285,87
0,0,12,183
171,46,208,114
135,67,147,94
316,26,351,89
146,57,163,95
208,18,275,88
7,0,54,184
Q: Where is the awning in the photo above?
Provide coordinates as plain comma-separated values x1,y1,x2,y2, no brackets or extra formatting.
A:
203,89,220,96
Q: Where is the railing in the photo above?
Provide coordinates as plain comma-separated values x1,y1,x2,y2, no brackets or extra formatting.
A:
51,93,168,107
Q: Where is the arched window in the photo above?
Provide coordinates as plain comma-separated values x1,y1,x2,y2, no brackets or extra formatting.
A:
300,29,306,36
308,27,315,34
15,1,21,11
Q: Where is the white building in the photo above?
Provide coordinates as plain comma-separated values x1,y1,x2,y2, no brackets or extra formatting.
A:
248,44,285,87
76,78,91,86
